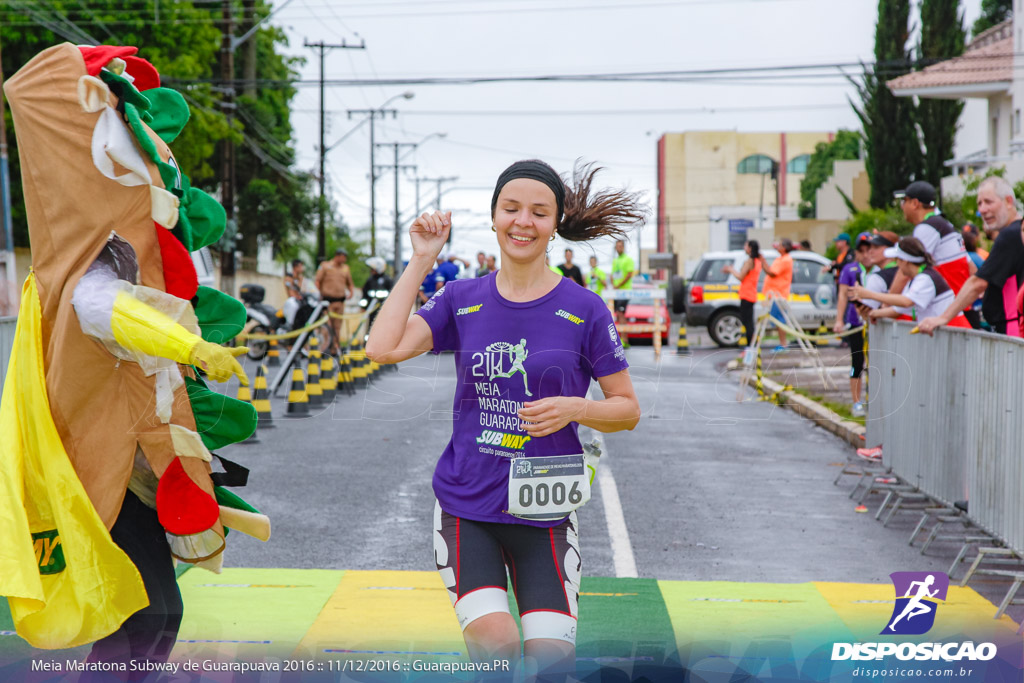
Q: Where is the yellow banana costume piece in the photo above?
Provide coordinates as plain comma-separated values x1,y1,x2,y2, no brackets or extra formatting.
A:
0,275,148,649
111,291,248,384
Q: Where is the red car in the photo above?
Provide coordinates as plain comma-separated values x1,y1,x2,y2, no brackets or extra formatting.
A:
623,300,670,344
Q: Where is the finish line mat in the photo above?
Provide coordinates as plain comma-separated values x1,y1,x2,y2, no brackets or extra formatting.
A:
2,569,1022,681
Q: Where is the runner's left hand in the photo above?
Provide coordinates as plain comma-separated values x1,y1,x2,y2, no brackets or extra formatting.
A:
518,397,586,438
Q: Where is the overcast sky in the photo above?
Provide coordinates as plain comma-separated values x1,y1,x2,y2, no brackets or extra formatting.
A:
267,0,984,269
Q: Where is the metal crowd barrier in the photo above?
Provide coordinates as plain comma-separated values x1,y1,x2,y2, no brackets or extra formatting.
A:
0,316,16,391
867,318,1024,556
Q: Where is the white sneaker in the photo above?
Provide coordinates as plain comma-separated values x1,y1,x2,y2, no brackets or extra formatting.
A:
851,401,865,417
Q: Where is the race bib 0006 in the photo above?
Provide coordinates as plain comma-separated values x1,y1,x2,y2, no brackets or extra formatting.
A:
507,454,591,521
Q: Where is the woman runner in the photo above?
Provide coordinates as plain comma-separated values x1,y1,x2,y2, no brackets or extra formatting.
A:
367,160,644,681
850,237,971,329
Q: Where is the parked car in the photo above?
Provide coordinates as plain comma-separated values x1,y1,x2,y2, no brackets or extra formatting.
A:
623,296,670,345
683,249,836,347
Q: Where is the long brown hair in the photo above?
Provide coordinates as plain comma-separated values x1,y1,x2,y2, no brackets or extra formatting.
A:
558,162,647,242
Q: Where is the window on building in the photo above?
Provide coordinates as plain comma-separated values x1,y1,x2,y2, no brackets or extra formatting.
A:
736,154,776,174
786,154,811,174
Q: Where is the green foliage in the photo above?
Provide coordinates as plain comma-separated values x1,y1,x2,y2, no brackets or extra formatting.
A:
918,0,966,190
842,207,911,237
798,130,862,218
852,0,922,209
971,0,1012,37
1,1,319,258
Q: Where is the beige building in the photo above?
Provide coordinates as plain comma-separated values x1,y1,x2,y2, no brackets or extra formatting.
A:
657,130,834,272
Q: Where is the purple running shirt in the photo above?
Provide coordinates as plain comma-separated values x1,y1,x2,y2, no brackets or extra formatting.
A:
417,272,629,527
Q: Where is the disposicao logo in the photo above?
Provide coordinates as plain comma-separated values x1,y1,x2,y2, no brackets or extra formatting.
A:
884,571,947,635
831,571,997,663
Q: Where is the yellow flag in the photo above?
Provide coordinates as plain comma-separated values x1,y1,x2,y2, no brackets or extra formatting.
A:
0,273,148,649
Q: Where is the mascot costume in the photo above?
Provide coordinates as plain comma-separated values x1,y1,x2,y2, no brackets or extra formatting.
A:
0,43,269,669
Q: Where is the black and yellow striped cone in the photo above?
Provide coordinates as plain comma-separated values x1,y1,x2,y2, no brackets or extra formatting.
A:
306,337,324,405
319,352,337,403
351,346,368,387
353,339,373,381
237,375,259,443
266,338,281,367
285,365,310,417
816,321,829,347
236,379,252,404
252,363,274,428
340,351,356,396
676,320,691,356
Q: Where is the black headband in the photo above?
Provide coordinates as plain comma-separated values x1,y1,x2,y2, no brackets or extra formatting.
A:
490,160,565,222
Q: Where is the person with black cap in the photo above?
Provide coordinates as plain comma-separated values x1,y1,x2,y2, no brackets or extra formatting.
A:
365,160,645,682
315,247,355,354
891,181,973,301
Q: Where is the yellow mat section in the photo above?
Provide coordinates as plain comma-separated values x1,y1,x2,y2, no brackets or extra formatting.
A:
295,570,468,661
175,568,343,662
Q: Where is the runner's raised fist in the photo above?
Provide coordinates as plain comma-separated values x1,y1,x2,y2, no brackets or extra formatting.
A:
410,210,452,259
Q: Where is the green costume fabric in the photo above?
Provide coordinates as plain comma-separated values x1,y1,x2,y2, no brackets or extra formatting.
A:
142,87,189,144
193,286,247,344
184,376,257,451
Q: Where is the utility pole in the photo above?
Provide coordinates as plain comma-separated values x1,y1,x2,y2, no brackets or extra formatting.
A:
375,142,417,277
306,39,365,266
347,107,398,257
219,0,237,298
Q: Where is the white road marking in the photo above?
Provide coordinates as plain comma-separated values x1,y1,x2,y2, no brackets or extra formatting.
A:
581,417,638,579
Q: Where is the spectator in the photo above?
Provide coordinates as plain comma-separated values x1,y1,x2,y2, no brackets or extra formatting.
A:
434,251,462,290
764,238,795,352
283,258,316,332
961,232,985,329
474,251,491,277
918,176,1024,336
800,239,813,252
853,231,901,314
963,223,989,260
722,239,763,348
891,181,974,299
851,237,971,329
486,254,497,272
558,248,585,286
826,232,854,274
611,238,636,332
419,255,443,306
586,255,607,296
833,232,872,416
314,247,355,354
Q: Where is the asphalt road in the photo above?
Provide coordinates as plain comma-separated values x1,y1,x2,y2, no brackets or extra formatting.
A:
217,344,1023,627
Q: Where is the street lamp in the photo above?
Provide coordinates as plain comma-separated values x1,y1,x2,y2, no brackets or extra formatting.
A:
344,92,414,256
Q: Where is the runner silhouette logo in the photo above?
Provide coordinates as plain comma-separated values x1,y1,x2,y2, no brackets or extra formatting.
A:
883,572,948,635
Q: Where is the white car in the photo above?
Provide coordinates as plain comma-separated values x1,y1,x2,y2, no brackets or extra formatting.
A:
682,249,837,347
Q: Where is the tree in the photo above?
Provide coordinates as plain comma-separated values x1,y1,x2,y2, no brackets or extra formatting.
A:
971,0,1012,37
852,0,922,209
918,0,966,191
1,1,320,258
798,131,862,218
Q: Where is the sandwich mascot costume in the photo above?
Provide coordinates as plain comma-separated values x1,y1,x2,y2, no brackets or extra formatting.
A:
0,43,269,671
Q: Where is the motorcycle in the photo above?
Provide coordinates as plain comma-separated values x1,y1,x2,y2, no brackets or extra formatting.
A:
239,284,319,361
